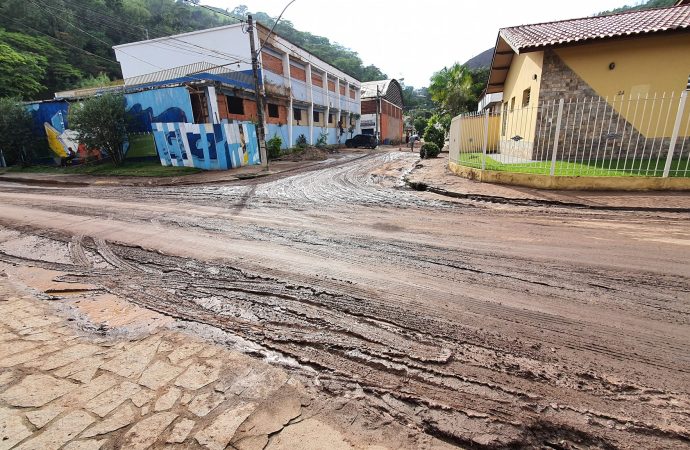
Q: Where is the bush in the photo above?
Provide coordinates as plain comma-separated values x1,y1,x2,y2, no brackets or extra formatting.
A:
69,93,128,165
423,122,445,150
267,135,282,159
0,97,35,166
420,142,440,159
315,132,328,149
296,134,308,149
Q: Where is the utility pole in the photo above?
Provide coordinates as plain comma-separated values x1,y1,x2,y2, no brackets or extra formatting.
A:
247,15,268,168
374,84,380,143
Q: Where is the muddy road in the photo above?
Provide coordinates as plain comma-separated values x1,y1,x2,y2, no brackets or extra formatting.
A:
1,151,689,448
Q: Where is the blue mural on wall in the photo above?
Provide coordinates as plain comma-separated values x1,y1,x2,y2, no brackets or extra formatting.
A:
26,101,70,137
152,121,260,170
125,87,194,133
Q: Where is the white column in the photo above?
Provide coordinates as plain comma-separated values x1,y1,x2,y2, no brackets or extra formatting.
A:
206,86,220,124
323,73,330,143
282,52,292,147
306,63,314,145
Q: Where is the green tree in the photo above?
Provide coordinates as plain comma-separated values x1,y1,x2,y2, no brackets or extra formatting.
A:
0,97,35,166
69,93,128,165
423,117,445,150
0,43,46,98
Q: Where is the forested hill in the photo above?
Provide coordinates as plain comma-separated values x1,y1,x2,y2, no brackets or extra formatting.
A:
598,0,676,14
0,0,386,100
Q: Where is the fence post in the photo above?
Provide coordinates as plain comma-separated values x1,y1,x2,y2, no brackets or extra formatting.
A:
550,99,565,176
662,89,688,178
482,110,489,172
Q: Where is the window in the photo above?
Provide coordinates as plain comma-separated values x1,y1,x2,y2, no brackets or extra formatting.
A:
293,108,302,121
328,113,333,124
510,97,515,112
267,103,279,118
226,96,244,115
522,88,531,107
313,110,320,123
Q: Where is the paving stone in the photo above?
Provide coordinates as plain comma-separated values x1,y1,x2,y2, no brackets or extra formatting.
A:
53,357,104,384
180,392,193,405
41,344,101,371
198,347,218,358
0,344,63,368
264,418,352,450
62,439,107,450
231,386,302,446
167,418,195,444
85,381,141,417
100,338,160,379
214,367,252,393
137,360,184,390
187,391,225,417
81,403,136,438
15,410,95,450
0,341,38,360
0,407,32,450
175,361,221,391
0,370,16,389
131,390,154,408
234,435,270,450
154,387,181,412
228,368,289,400
25,405,67,429
157,341,175,353
167,342,205,366
22,331,59,342
0,374,76,407
60,374,119,406
121,411,177,450
195,402,256,450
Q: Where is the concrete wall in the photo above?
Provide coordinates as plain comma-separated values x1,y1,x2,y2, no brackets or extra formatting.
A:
152,121,260,170
113,24,254,81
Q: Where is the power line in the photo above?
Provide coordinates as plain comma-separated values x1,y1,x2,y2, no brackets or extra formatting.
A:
182,1,247,24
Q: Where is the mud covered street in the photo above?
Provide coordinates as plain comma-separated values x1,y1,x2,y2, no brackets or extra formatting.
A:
1,151,689,448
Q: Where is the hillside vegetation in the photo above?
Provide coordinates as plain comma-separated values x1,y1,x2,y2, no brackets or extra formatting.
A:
0,0,386,100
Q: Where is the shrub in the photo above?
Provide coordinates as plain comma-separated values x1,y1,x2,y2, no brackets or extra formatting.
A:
423,121,445,150
69,93,128,165
296,134,308,149
315,132,328,149
0,97,34,166
420,142,440,159
267,135,282,159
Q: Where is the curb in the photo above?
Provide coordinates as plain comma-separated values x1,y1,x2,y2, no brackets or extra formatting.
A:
405,179,690,213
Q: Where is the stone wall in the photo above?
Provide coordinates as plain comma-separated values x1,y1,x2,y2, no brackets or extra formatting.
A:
534,49,688,164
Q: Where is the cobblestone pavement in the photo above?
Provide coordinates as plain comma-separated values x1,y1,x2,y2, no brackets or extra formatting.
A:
0,271,432,450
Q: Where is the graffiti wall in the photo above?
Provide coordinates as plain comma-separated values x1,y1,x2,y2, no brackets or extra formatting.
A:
152,122,260,170
125,87,194,133
27,101,69,136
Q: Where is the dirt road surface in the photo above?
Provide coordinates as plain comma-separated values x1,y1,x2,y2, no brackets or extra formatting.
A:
1,150,689,448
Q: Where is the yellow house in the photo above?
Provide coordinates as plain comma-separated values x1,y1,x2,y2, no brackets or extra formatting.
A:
484,1,690,161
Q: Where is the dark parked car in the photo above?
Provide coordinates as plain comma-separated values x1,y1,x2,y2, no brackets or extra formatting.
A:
345,134,378,149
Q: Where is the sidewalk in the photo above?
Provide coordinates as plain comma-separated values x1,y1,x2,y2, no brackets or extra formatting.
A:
0,150,370,188
406,155,690,211
0,265,409,450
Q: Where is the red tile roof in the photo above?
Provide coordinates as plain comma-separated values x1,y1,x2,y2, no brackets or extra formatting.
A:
500,4,690,53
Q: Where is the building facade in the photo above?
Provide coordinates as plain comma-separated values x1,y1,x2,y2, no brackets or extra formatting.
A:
113,22,361,152
482,3,690,160
360,80,404,144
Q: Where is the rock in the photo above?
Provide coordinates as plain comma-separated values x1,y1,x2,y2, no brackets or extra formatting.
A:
100,338,160,379
265,419,353,450
62,439,107,450
231,386,302,446
168,342,205,366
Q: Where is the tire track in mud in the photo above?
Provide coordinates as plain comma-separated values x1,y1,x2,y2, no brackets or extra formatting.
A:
1,233,688,448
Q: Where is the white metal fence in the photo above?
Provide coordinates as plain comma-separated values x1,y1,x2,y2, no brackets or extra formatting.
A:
449,90,690,178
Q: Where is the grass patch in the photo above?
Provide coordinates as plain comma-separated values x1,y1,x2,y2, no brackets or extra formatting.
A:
456,153,690,177
1,160,201,177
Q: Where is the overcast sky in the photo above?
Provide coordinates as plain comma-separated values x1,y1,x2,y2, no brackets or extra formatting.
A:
204,0,637,87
